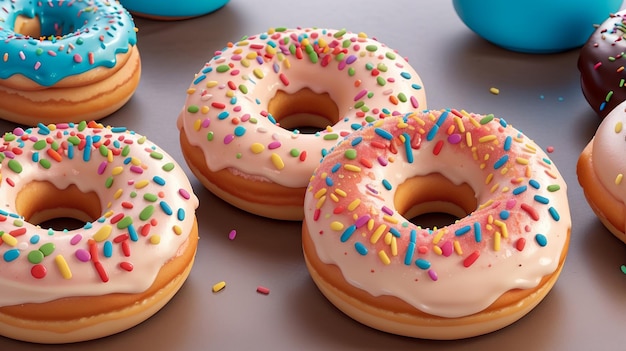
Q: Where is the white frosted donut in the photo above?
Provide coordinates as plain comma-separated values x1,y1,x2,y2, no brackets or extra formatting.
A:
303,110,571,339
178,27,426,220
0,121,199,343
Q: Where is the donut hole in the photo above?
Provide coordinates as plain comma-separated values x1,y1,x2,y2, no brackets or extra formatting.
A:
394,173,477,230
13,8,83,38
15,181,102,231
268,88,340,134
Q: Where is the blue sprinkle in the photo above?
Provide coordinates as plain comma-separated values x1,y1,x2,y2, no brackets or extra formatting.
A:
512,186,527,195
389,227,401,237
426,124,439,141
37,123,50,135
331,163,341,173
128,224,138,242
400,72,412,79
499,210,510,220
411,83,422,90
548,207,560,221
111,127,127,133
3,249,20,262
435,110,449,126
340,225,357,242
32,152,39,162
534,195,549,204
325,177,334,186
493,154,509,169
217,111,230,120
177,208,185,221
153,176,166,186
503,135,512,151
67,144,74,159
193,75,206,85
499,118,508,127
234,126,246,137
374,128,393,140
529,179,541,189
350,123,362,131
83,135,92,162
415,258,431,270
535,233,548,247
382,179,392,190
201,66,213,74
30,235,40,244
404,242,415,265
402,133,413,163
474,222,482,242
103,241,113,258
354,242,368,255
410,229,416,243
455,225,471,236
160,201,173,215
351,136,363,146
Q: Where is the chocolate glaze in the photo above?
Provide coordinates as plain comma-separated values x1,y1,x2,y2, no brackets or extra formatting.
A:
579,11,626,118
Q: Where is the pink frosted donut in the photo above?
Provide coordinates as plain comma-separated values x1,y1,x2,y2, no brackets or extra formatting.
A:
302,110,571,339
0,121,199,343
178,27,427,220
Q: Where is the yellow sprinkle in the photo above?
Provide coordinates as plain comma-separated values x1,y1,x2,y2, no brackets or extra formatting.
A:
246,52,258,59
150,235,161,245
384,232,392,245
490,183,500,193
367,218,374,231
250,143,265,154
315,195,326,209
615,121,623,133
617,174,624,185
347,198,361,211
489,87,500,95
465,132,473,147
130,157,141,166
494,220,508,238
391,237,398,256
432,230,444,245
334,188,347,197
112,166,124,175
206,80,219,88
382,215,398,224
344,164,361,172
241,59,250,68
271,153,285,170
266,45,277,55
103,210,114,218
314,188,327,199
93,225,112,242
135,179,149,189
253,68,264,79
454,116,466,133
55,255,72,279
212,281,226,292
494,232,501,251
516,157,529,165
485,173,494,185
193,119,202,131
114,188,123,199
370,224,387,244
186,88,196,95
1,233,17,247
173,225,182,235
330,193,339,202
478,199,494,210
479,135,497,143
201,106,210,114
469,116,480,127
330,221,345,231
432,245,443,255
453,240,463,255
378,250,391,265
284,57,291,69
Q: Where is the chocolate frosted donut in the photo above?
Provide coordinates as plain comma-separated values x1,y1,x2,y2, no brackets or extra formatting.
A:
579,10,626,118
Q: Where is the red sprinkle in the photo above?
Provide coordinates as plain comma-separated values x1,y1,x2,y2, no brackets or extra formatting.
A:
516,238,526,251
520,203,540,221
256,286,270,295
433,140,444,155
119,262,134,272
463,250,480,267
31,264,47,279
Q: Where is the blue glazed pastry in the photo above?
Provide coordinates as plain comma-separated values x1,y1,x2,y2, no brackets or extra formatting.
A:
120,0,229,20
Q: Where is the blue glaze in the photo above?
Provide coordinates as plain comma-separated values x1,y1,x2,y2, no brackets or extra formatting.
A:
453,0,624,53
0,0,137,86
120,0,229,19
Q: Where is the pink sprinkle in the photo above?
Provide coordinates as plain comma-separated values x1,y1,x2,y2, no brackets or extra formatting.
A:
228,229,237,240
97,161,107,175
546,146,554,153
381,206,393,215
441,241,453,257
354,89,368,101
12,128,24,136
179,188,191,200
594,61,602,70
70,234,83,245
224,134,235,144
377,156,388,166
268,141,281,149
19,51,25,60
34,61,41,70
130,165,143,174
241,113,250,122
75,249,91,262
256,286,270,295
201,118,211,128
428,269,438,281
410,95,419,108
447,133,462,144
73,54,82,63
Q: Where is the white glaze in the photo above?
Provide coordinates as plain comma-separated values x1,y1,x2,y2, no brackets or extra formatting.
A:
304,110,571,318
0,122,198,306
178,27,427,188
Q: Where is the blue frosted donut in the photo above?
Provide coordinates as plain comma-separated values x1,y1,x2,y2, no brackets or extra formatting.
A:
120,0,229,20
0,0,141,124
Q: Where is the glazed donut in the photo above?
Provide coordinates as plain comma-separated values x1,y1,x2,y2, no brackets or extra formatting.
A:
178,27,427,220
0,121,199,343
120,0,229,20
0,0,141,125
579,10,626,118
302,110,571,339
578,100,626,243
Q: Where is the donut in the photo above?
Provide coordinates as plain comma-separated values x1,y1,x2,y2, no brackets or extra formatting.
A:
120,0,229,20
578,10,626,118
302,110,571,339
578,100,626,243
0,121,199,343
178,27,427,220
0,0,141,125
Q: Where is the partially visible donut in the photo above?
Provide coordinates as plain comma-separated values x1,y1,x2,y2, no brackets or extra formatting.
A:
120,0,229,20
303,110,571,339
0,121,199,343
0,0,141,124
579,10,626,118
178,27,427,220
578,100,626,243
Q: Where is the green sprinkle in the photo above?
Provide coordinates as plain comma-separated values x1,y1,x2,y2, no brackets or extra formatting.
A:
216,64,230,73
547,184,561,192
385,52,396,60
3,133,15,141
99,145,108,157
397,93,407,103
33,140,47,150
122,145,130,157
187,105,199,113
27,250,44,264
377,63,388,72
239,85,248,94
150,152,163,160
105,177,114,188
334,29,347,38
39,159,51,169
8,159,22,173
207,131,214,141
348,67,355,76
376,76,386,86
344,149,357,160
366,44,378,52
290,149,300,157
116,216,133,229
143,193,158,202
323,134,339,140
67,136,81,145
78,121,87,131
139,206,155,221
480,114,495,125
162,163,175,172
39,243,55,256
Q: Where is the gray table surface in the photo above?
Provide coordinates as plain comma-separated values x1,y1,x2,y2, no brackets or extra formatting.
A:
1,1,625,350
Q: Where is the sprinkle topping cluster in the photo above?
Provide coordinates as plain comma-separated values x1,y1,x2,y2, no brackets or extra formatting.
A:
0,0,138,86
0,121,198,306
